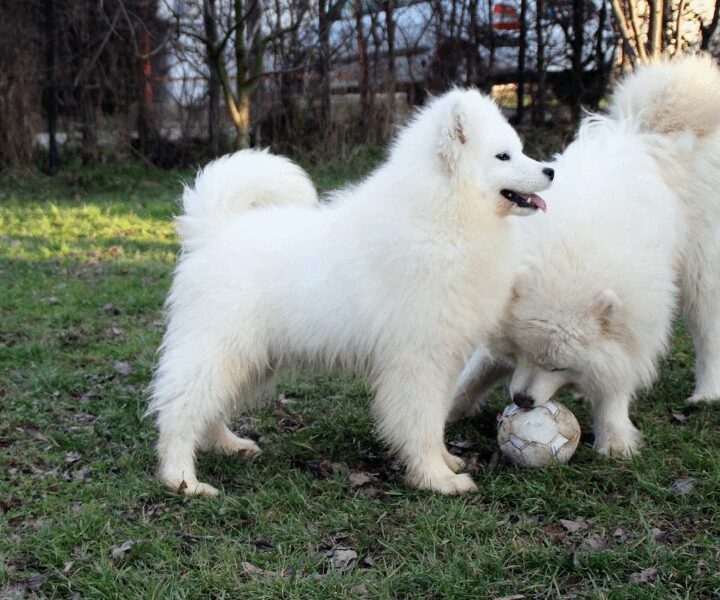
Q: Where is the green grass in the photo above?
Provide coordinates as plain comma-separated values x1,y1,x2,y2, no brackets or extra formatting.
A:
1,160,720,599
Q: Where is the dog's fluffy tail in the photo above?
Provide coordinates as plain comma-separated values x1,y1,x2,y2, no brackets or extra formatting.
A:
610,53,720,137
177,149,319,244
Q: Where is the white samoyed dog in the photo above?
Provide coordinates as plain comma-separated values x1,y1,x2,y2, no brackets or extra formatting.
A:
453,55,720,456
148,89,554,496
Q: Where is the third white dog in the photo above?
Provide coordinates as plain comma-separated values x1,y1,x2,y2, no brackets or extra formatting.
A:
148,88,553,496
454,55,720,456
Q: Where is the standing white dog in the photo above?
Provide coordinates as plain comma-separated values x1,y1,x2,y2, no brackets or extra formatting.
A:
148,89,554,496
454,55,720,456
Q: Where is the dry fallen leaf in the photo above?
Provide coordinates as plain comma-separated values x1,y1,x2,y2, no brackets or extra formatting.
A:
671,412,687,423
64,451,82,464
351,582,370,597
630,567,658,584
114,361,132,376
110,540,133,561
583,533,607,551
328,547,358,572
671,477,697,495
449,438,474,450
541,523,566,544
348,471,375,488
559,517,590,533
650,527,665,541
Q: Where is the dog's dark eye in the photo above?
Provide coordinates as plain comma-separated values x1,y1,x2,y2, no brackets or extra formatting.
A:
495,153,511,161
551,367,567,373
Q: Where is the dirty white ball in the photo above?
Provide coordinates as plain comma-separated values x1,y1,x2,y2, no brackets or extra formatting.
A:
497,400,581,467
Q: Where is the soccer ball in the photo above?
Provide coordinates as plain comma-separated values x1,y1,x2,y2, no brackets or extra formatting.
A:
497,400,581,467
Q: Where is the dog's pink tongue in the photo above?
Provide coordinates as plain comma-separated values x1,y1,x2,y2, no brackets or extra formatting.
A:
524,193,546,212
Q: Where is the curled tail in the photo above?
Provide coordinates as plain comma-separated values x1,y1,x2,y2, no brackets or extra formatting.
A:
610,53,720,137
177,149,319,244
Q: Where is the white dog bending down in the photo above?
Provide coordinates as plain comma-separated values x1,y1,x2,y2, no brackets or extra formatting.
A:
148,89,554,496
454,54,720,456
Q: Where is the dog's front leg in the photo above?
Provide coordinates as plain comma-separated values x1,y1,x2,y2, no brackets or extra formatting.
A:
591,392,643,458
449,349,513,423
372,365,477,495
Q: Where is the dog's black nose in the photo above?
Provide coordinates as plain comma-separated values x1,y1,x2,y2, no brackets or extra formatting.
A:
513,393,535,409
543,167,555,181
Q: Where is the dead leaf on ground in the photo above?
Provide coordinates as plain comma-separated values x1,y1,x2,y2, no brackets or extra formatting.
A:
487,450,501,470
449,438,474,450
64,451,82,464
110,540,133,561
650,527,665,541
671,412,687,423
359,553,375,568
114,361,132,376
583,533,607,551
25,574,46,591
630,567,658,584
541,523,566,544
348,471,375,488
351,582,370,597
559,517,590,533
672,477,697,495
494,595,525,600
62,561,74,574
240,561,288,578
105,326,124,337
328,547,358,572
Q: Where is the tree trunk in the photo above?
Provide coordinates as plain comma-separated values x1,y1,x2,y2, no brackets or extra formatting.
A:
136,0,156,157
648,0,663,57
532,0,545,125
385,0,396,110
353,0,370,126
44,0,59,173
318,0,332,130
701,0,720,49
516,0,527,123
232,92,251,150
467,0,479,85
571,0,585,122
233,0,250,149
203,0,221,156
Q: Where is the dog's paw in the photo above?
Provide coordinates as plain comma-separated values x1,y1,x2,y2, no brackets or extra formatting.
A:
686,392,720,405
161,475,220,497
212,429,262,459
442,449,466,473
594,426,644,458
432,473,478,495
410,470,477,495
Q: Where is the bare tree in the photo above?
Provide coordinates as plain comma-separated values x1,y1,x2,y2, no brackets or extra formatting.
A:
516,0,528,123
44,0,60,173
203,0,222,155
532,0,546,125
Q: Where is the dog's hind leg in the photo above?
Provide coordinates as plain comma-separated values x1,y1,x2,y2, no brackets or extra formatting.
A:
150,339,263,497
683,257,720,404
372,359,477,495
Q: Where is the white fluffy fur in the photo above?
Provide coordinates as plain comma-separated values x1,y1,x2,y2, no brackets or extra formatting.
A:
455,54,720,456
148,88,553,496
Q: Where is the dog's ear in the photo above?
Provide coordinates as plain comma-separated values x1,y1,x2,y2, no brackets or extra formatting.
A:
438,102,467,172
594,289,621,334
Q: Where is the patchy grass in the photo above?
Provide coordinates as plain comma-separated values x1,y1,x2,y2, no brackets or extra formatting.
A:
1,160,719,599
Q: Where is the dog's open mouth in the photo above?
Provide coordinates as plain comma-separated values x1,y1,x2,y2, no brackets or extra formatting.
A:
501,189,547,212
